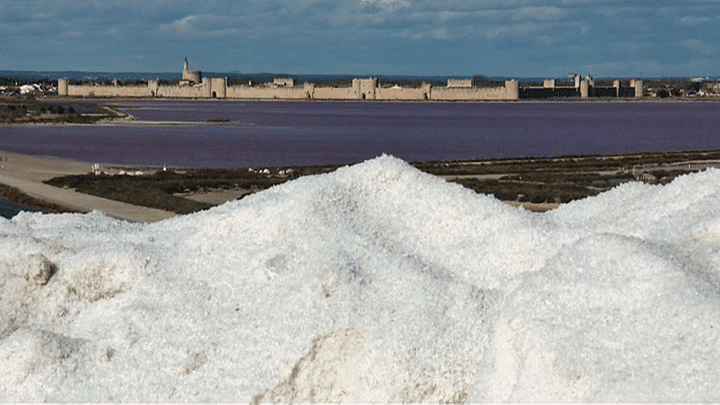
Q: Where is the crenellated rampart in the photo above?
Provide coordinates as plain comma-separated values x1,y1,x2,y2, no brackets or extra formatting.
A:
56,60,642,102
58,77,522,101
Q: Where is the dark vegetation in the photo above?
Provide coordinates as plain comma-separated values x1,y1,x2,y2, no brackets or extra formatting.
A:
0,184,84,215
39,150,719,215
43,167,319,214
451,177,602,204
413,150,720,176
0,96,112,124
46,172,215,214
413,149,720,204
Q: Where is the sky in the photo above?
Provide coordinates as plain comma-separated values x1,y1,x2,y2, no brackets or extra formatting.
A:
1,0,718,77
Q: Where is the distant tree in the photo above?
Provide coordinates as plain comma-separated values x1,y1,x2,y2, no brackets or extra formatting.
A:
471,75,489,84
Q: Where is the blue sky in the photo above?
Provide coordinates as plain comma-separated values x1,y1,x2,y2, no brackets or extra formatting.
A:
1,0,718,77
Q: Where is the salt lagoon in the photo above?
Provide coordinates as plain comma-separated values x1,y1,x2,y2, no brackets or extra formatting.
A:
4,101,720,167
1,155,719,401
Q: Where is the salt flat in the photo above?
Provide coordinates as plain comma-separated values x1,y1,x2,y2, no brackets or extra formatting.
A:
1,155,719,402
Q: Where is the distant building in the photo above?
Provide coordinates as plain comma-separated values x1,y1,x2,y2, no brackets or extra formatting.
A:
19,84,41,95
272,78,295,87
707,82,720,95
447,79,473,88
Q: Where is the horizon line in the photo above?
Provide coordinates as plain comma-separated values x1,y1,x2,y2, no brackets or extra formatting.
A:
2,69,719,81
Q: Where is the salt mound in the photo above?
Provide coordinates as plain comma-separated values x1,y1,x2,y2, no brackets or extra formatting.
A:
1,155,719,402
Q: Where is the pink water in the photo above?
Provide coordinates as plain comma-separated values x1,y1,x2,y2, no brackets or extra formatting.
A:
2,100,719,168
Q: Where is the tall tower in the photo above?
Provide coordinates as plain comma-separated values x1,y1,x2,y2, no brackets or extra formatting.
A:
181,58,201,84
58,78,69,96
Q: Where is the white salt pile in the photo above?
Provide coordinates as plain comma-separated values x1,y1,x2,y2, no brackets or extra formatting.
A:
1,155,719,402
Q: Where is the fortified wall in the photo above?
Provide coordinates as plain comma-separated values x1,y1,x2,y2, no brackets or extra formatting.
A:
521,75,643,99
57,60,643,101
58,76,521,101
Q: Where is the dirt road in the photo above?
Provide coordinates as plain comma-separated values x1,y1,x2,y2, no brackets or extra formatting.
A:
0,150,176,222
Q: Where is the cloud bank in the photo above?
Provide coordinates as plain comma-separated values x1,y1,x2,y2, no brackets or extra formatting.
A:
0,0,717,76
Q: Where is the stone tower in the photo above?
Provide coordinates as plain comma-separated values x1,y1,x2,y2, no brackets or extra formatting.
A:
182,58,202,84
353,78,377,100
57,78,69,96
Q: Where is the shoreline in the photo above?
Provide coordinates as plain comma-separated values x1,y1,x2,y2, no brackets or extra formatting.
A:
3,148,720,222
2,96,716,129
0,150,177,222
46,95,720,103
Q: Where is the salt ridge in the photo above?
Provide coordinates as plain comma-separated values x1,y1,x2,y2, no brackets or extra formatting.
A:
1,155,719,402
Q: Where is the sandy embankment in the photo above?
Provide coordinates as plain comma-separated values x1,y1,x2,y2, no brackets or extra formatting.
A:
0,150,176,222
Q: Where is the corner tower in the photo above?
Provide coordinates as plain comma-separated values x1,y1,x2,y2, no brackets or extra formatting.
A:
58,78,69,96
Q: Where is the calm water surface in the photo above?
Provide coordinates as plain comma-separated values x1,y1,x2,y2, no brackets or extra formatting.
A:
2,100,719,167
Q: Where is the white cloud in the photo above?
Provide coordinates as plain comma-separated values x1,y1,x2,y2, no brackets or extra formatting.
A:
3,0,718,75
655,7,675,18
102,27,122,38
559,0,623,4
512,6,564,21
360,0,410,11
171,15,195,36
66,30,83,39
681,39,715,56
680,58,715,73
484,22,550,39
679,15,714,26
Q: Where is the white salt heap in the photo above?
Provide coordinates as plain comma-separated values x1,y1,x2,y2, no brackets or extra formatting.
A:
1,155,720,402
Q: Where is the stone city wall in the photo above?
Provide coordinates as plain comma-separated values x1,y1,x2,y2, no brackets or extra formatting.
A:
226,85,309,100
520,78,643,99
376,86,429,101
65,82,151,98
311,86,356,100
155,84,208,98
432,80,519,101
57,77,520,101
